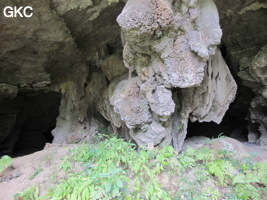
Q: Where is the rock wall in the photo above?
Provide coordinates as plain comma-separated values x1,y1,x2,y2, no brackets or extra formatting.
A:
214,0,267,146
0,0,266,155
99,0,237,151
0,0,126,154
239,46,267,146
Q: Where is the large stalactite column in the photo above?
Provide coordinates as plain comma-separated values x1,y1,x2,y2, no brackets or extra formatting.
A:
99,0,237,151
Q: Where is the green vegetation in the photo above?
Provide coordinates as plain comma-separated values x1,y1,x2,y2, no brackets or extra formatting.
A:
17,135,267,199
14,184,39,200
0,155,12,173
107,0,119,5
28,167,43,180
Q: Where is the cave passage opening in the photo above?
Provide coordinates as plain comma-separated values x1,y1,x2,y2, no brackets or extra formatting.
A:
186,80,255,143
12,91,61,157
186,44,258,143
186,112,249,142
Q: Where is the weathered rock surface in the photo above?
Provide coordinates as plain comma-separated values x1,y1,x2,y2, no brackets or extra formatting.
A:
207,137,250,158
0,0,125,154
214,0,267,148
172,49,237,151
0,0,266,155
109,0,237,151
239,46,267,146
182,136,211,151
117,0,222,88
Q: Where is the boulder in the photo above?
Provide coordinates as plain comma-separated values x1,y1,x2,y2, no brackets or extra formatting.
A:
208,137,250,158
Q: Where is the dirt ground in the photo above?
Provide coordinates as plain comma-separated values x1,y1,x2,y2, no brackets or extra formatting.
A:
0,144,79,200
0,139,267,200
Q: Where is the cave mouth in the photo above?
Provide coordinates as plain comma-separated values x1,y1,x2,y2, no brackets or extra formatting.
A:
187,117,249,142
186,83,252,142
186,94,250,142
186,90,253,143
12,91,61,157
186,45,257,143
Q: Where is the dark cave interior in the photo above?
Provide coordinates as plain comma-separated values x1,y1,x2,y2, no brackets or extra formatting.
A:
1,82,256,157
186,113,249,142
0,45,258,157
186,46,255,142
3,91,61,157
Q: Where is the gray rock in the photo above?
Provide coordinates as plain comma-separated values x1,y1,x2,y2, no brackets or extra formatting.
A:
0,84,18,102
238,46,267,147
106,0,236,150
2,0,265,154
247,124,261,143
182,136,211,151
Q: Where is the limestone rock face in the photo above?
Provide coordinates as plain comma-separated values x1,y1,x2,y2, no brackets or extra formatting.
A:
188,49,237,124
239,46,267,146
117,0,222,88
173,49,237,151
0,0,125,154
101,53,128,81
1,0,266,155
214,0,267,148
98,0,237,151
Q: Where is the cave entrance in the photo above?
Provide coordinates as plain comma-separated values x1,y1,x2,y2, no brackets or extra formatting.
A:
12,91,61,157
187,114,249,142
186,46,256,143
187,84,254,142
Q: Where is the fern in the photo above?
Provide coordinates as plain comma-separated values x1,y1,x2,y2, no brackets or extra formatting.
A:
17,135,267,200
232,160,267,200
235,183,261,200
256,162,267,184
14,185,39,200
233,173,246,184
196,147,212,161
208,160,226,185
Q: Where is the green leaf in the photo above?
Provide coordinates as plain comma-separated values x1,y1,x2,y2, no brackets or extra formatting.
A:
233,174,246,184
105,180,112,193
1,155,11,160
167,146,174,154
162,161,169,166
185,147,195,156
82,187,90,200
113,185,120,194
115,168,123,174
164,153,172,157
98,173,110,178
121,186,130,195
115,177,123,188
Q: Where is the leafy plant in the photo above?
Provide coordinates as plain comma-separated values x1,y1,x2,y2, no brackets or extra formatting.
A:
217,132,226,138
203,187,220,200
107,0,119,5
14,184,39,200
208,159,233,186
60,156,72,171
29,167,43,180
232,161,267,200
42,136,179,200
15,135,267,200
0,155,12,173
